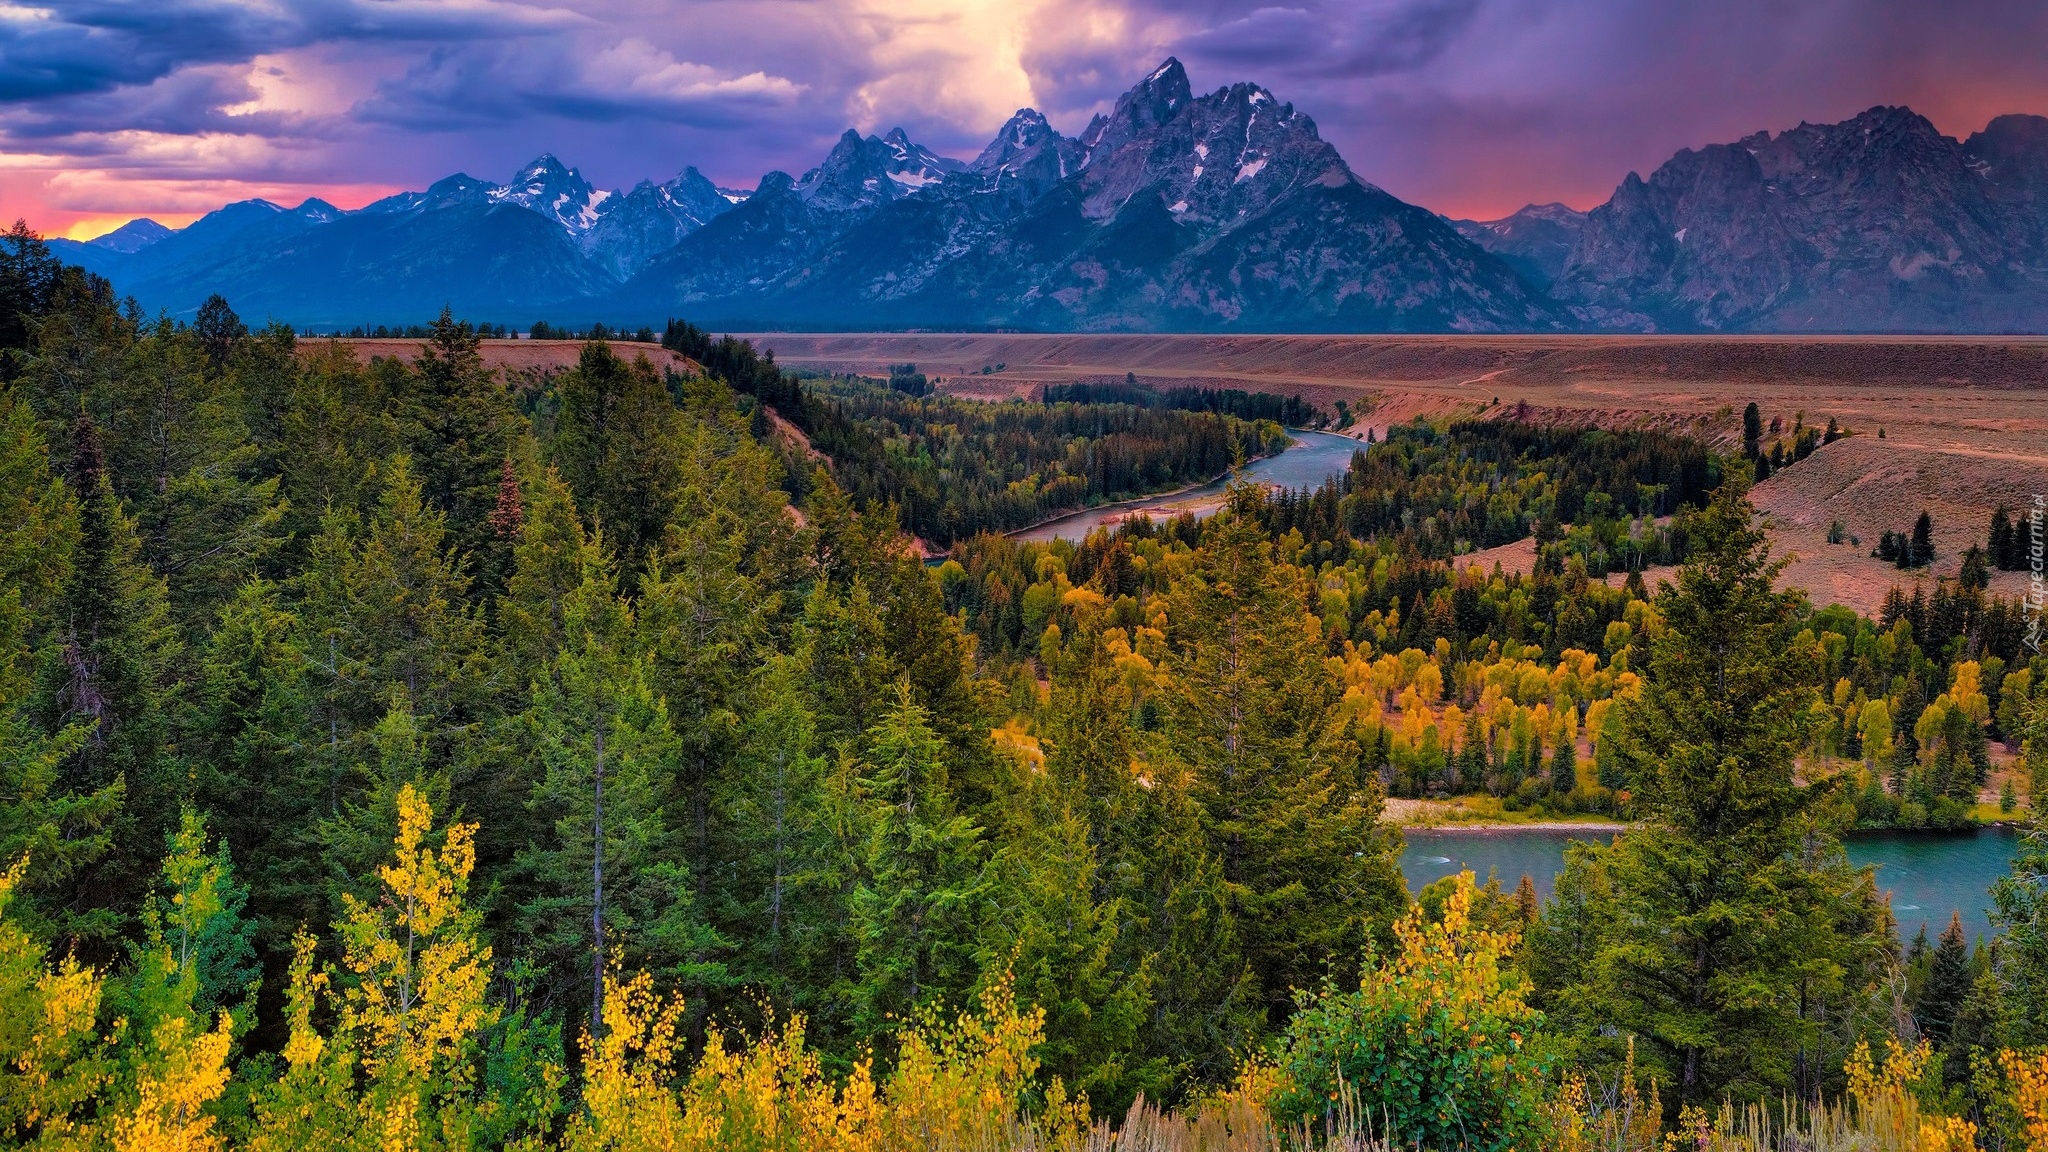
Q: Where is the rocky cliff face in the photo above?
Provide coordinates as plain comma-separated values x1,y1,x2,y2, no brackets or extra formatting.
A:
1553,107,2048,331
622,58,1558,331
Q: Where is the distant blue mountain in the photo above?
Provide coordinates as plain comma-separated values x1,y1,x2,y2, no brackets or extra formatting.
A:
49,62,2048,332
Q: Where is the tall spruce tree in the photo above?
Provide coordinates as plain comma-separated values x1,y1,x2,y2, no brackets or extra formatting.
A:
0,395,112,932
1541,476,1883,1104
404,309,516,566
1159,480,1406,1025
513,535,709,1037
35,412,177,946
847,685,986,1042
550,341,684,573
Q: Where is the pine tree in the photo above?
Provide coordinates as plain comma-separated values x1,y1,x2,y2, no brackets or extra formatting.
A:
848,685,987,1042
188,578,321,954
0,395,113,930
298,454,486,754
1917,911,1971,1049
514,539,708,1038
404,308,516,560
550,340,684,572
1551,709,1579,795
712,656,844,1037
636,496,768,987
978,764,1152,1109
1742,402,1763,459
35,411,178,946
1161,481,1406,1026
494,465,591,683
1551,476,1881,1104
92,316,284,635
1910,510,1935,568
1125,759,1262,1095
192,294,247,370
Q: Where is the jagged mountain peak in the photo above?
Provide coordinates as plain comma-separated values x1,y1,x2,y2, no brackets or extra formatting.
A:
492,154,612,232
1083,57,1193,156
1554,102,2048,331
969,108,1082,197
795,125,961,210
1067,59,1351,224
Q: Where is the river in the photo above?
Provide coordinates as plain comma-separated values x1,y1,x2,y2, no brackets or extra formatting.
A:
1400,826,2023,944
1011,429,1366,544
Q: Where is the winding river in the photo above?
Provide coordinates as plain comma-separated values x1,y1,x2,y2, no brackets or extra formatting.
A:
1010,430,2027,945
1400,826,2024,944
1012,429,1366,544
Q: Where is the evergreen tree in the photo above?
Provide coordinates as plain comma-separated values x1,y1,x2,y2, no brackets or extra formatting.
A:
513,538,708,1038
188,579,321,953
1552,710,1579,794
1160,481,1406,1025
404,308,517,562
978,763,1152,1109
0,219,62,358
81,317,284,635
1742,402,1763,459
494,465,590,682
1542,477,1882,1104
712,656,845,1040
848,686,987,1042
1916,911,1970,1050
1125,760,1262,1094
0,394,113,930
1988,826,2048,1047
35,412,178,946
298,454,486,755
550,341,684,572
1910,510,1935,568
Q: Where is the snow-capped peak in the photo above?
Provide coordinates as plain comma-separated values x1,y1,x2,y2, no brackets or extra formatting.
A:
795,127,963,211
490,154,616,233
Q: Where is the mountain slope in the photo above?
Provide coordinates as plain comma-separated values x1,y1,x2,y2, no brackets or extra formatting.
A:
1553,107,2048,331
1452,204,1587,289
618,59,1558,331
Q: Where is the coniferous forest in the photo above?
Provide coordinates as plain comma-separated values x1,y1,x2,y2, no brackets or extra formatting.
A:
4,221,2048,1150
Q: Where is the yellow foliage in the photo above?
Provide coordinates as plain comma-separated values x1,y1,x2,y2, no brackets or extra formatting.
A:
109,1012,235,1152
2003,1048,2048,1150
335,783,496,1080
0,855,109,1144
1845,1038,1974,1151
563,965,1045,1152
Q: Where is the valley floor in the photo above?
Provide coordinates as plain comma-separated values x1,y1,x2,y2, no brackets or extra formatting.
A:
748,331,2048,617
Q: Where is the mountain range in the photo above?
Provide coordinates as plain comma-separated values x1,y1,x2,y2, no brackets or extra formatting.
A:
45,60,2048,333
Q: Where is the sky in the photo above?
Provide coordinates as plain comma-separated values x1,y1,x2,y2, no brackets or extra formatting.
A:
5,0,2048,240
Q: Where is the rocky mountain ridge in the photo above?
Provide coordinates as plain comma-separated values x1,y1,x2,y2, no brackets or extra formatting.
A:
44,69,2048,333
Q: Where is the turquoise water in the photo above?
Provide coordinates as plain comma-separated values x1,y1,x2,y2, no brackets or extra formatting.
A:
1012,429,1365,544
1400,826,2022,944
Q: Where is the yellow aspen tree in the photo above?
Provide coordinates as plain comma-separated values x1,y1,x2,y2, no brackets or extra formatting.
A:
0,856,109,1145
332,783,497,1151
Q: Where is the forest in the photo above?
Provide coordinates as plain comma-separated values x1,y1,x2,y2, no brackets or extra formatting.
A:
2,217,2048,1151
658,319,1289,547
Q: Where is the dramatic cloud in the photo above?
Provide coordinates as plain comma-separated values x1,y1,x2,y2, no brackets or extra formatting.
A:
3,0,2046,237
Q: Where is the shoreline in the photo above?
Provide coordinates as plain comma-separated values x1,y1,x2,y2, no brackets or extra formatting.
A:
1396,820,1629,834
1002,430,1309,541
